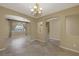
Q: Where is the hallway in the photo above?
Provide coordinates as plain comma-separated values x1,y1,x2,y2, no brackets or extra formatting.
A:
0,36,79,56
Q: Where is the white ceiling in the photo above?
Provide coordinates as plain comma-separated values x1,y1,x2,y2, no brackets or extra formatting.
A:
0,3,79,18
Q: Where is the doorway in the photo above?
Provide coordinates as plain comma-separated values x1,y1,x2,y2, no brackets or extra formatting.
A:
46,18,61,46
8,20,27,38
6,15,30,38
11,21,26,37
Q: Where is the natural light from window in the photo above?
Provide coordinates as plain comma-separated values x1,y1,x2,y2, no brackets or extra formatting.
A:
12,22,25,32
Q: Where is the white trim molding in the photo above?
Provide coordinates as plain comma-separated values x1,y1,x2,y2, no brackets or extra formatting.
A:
5,15,31,22
59,45,79,54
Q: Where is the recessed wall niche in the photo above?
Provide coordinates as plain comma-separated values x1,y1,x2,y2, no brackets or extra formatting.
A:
66,14,79,36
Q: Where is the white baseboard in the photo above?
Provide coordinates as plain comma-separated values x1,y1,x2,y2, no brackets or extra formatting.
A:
0,48,6,51
59,45,79,53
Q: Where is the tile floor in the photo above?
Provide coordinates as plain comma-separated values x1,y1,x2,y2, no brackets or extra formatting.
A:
0,36,79,56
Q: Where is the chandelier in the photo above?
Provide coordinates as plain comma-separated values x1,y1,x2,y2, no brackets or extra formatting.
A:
31,3,43,16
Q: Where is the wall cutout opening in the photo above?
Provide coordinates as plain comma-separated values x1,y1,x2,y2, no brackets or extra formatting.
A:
6,15,30,37
12,22,26,32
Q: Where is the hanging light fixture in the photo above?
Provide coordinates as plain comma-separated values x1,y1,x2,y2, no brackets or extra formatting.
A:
31,3,43,16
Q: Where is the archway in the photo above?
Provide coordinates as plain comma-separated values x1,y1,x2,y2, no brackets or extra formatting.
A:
6,15,31,38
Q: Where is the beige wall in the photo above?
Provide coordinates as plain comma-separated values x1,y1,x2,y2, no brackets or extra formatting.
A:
0,6,37,49
38,6,79,51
